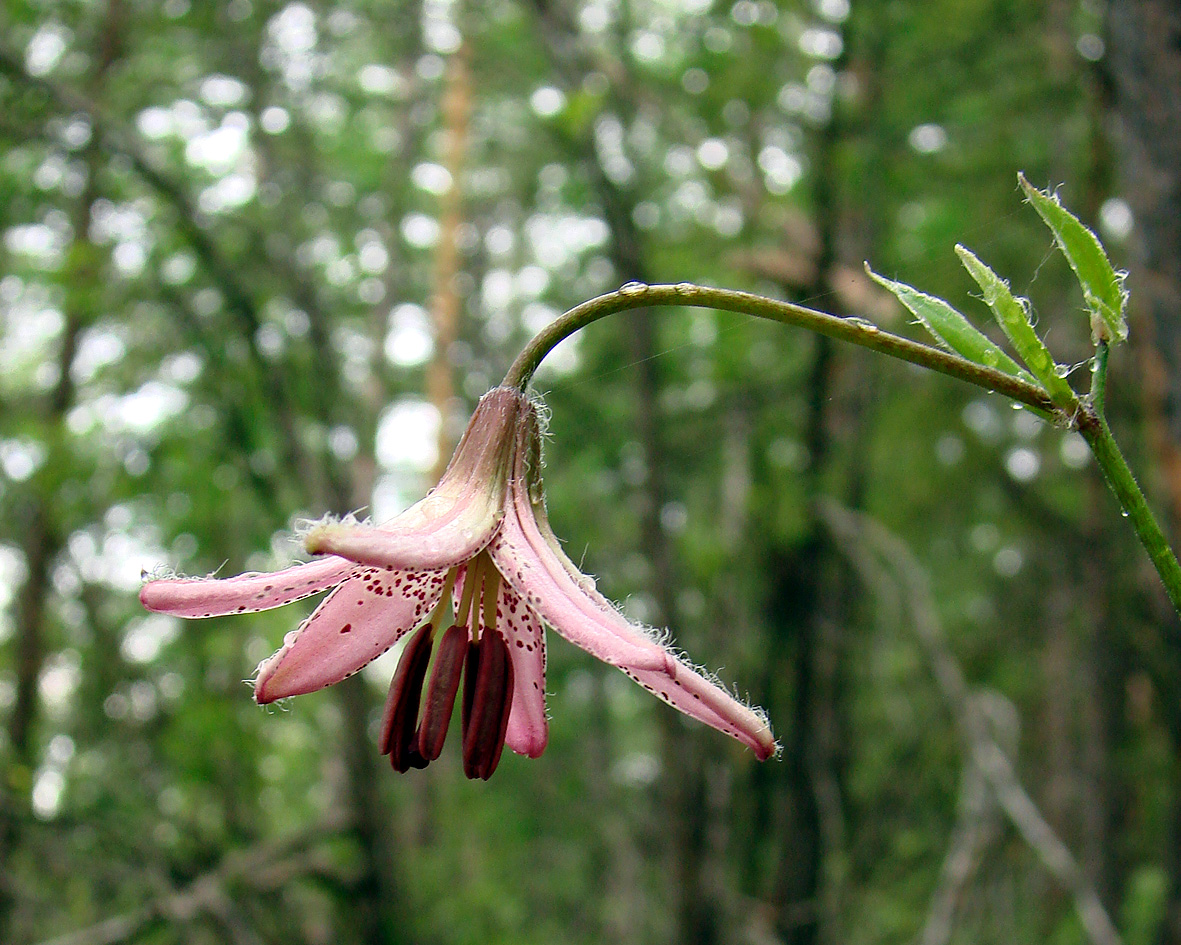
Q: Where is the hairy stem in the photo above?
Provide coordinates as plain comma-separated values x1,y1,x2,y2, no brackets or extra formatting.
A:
505,282,1181,619
1092,341,1110,416
1078,411,1181,617
1081,339,1181,617
502,283,1058,414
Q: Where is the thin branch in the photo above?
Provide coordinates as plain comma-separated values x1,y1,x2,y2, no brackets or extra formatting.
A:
919,759,998,945
819,501,1123,945
32,812,351,945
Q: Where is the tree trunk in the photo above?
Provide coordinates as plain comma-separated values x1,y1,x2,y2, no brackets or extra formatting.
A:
1107,0,1181,528
0,5,125,935
1106,5,1181,942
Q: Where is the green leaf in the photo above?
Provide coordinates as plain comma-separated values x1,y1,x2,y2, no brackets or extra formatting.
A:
865,264,1031,380
955,244,1078,408
1018,172,1128,344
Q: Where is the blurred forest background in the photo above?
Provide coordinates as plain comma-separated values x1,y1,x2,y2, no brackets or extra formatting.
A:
2,0,1181,943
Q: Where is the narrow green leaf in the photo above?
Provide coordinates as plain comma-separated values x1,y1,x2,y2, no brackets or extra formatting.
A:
1018,172,1128,344
955,244,1078,408
865,264,1031,380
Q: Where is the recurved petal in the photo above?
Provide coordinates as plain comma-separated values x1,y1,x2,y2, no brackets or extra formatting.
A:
140,556,356,618
255,567,449,703
493,493,776,759
495,579,548,758
434,387,527,488
304,504,501,574
489,484,675,675
492,402,778,761
620,658,778,761
304,388,526,572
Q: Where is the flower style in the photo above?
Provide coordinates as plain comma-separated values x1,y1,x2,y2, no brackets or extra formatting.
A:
141,387,777,779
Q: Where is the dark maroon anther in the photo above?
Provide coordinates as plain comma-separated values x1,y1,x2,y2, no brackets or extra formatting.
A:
461,628,515,780
417,624,470,761
379,624,434,773
482,638,515,780
462,635,481,736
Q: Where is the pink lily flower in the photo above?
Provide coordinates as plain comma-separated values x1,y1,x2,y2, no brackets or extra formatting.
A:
141,387,777,779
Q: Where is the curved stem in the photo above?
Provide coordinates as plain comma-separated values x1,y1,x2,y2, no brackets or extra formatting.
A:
504,282,1181,619
502,283,1059,416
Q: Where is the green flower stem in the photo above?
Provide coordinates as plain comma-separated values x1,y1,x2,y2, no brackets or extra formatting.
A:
1091,341,1109,417
1078,410,1181,617
504,282,1181,618
1081,339,1181,617
502,283,1057,414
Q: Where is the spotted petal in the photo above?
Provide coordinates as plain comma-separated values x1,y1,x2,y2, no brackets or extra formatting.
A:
489,509,675,675
452,565,548,758
618,657,776,759
255,567,450,703
496,580,548,758
492,405,778,761
140,555,356,618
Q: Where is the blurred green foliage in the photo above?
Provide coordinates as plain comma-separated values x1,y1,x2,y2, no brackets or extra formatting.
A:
0,1,1175,944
